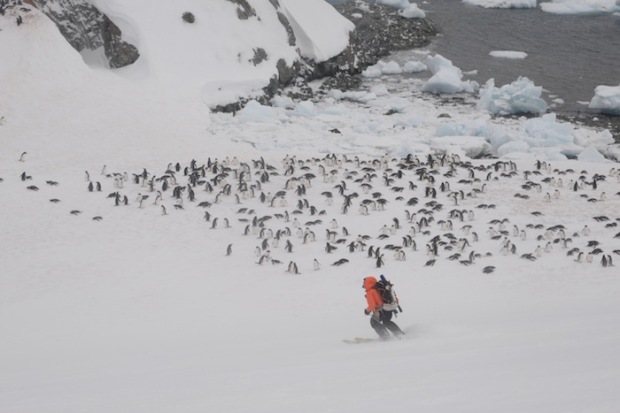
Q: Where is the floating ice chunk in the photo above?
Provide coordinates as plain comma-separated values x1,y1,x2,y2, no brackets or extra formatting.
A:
541,0,617,15
422,54,479,95
588,84,620,115
381,61,403,75
377,0,411,8
477,77,548,115
238,100,279,123
578,146,610,163
489,50,528,59
430,136,492,159
362,61,403,77
399,3,426,18
462,0,537,8
403,61,428,73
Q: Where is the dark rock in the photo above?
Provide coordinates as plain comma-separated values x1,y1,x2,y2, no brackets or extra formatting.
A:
32,0,139,68
311,2,438,84
182,12,195,24
277,12,296,46
250,48,268,66
227,0,256,20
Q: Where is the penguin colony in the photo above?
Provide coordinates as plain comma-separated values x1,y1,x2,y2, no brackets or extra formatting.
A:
8,152,620,273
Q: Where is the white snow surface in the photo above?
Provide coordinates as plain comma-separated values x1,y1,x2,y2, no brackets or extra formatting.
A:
589,84,620,115
280,0,355,62
2,5,620,413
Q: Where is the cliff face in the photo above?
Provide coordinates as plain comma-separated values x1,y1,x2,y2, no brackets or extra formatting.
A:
31,0,139,68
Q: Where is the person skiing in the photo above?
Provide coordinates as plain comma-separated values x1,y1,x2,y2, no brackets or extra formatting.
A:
363,276,404,338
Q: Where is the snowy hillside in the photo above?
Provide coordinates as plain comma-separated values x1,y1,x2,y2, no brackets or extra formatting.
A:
1,1,620,412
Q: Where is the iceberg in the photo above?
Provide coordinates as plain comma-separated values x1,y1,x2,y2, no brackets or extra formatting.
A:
399,4,426,18
422,55,479,95
477,77,548,115
362,61,403,77
588,84,620,115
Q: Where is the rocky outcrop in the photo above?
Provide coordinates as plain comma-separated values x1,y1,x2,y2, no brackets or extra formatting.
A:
212,2,438,112
30,0,139,68
311,2,438,86
227,0,257,20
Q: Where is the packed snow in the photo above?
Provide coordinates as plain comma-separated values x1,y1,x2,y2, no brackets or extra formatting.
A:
1,2,620,413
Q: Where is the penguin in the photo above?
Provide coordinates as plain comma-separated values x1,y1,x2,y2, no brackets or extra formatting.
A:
313,258,321,270
19,151,27,162
226,244,232,256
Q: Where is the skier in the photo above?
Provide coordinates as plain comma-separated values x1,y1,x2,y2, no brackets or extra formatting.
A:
363,276,404,338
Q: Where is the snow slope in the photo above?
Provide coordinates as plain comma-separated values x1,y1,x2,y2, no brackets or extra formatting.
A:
1,3,620,413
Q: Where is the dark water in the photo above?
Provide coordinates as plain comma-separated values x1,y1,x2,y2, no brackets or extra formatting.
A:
329,0,620,115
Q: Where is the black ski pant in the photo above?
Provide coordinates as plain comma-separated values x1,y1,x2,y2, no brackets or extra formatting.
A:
370,310,404,337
